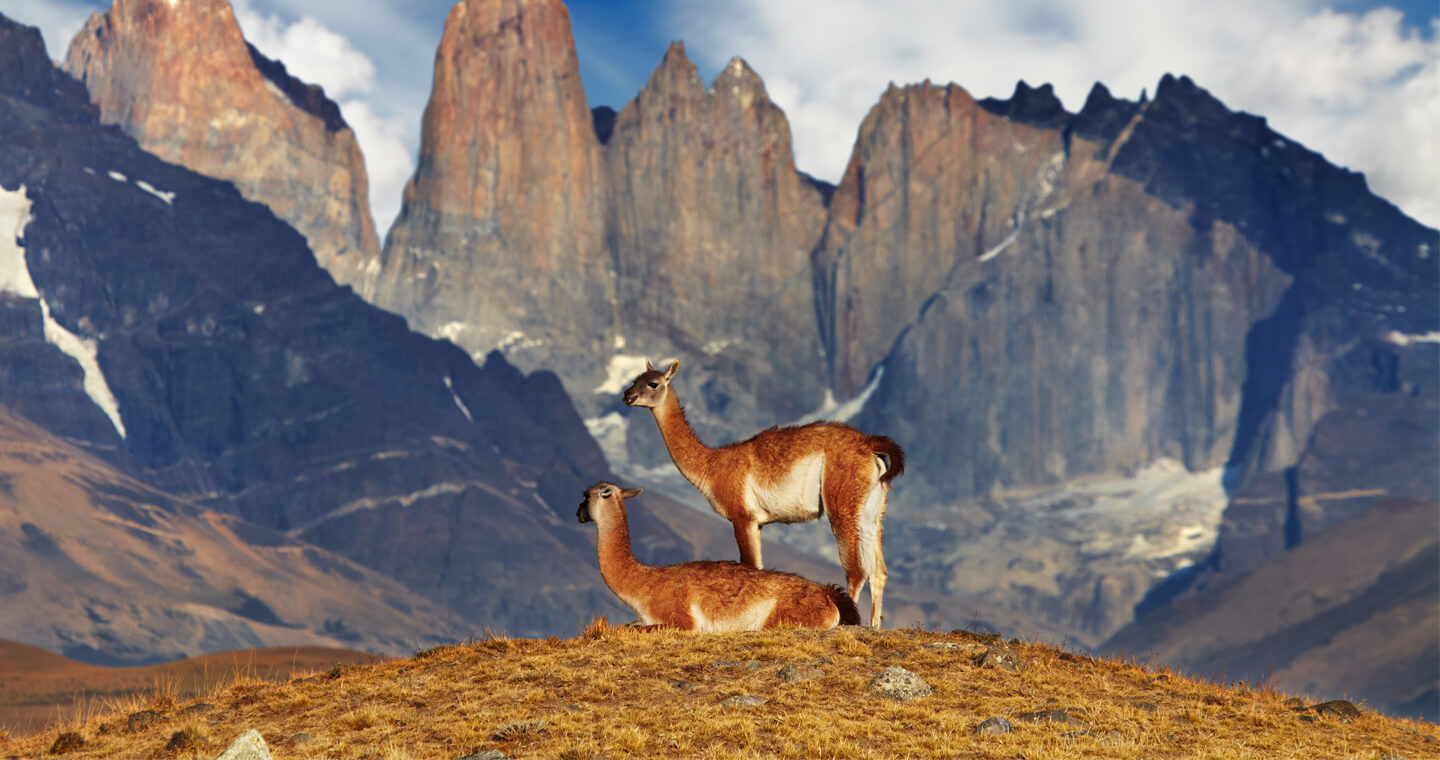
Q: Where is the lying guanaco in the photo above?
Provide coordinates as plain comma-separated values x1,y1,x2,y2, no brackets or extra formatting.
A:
577,482,859,631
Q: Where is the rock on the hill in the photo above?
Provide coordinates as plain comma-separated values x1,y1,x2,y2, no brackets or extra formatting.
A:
777,662,822,684
973,716,1013,735
869,666,932,701
977,645,1024,671
215,729,272,760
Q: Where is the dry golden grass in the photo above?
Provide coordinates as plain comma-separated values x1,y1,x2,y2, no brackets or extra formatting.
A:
3,621,1435,759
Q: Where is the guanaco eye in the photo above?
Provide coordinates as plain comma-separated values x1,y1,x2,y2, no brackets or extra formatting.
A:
647,382,659,389
600,487,612,497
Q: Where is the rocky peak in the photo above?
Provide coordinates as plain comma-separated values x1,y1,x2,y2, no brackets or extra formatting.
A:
371,13,830,448
63,0,381,295
1066,82,1142,143
978,80,1068,129
643,41,706,99
591,105,617,144
371,0,612,377
711,56,768,106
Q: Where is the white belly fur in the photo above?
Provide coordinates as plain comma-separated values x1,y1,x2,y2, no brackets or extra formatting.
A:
744,451,825,524
691,598,777,632
620,594,657,625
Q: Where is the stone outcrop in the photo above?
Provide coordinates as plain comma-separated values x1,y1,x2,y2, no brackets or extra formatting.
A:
373,0,612,376
62,0,382,293
832,76,1437,654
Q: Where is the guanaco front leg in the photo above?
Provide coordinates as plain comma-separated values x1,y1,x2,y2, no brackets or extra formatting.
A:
733,518,763,569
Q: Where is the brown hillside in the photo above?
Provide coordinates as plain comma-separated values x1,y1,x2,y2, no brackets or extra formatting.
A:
3,624,1435,759
0,639,380,734
0,407,466,662
1105,497,1440,720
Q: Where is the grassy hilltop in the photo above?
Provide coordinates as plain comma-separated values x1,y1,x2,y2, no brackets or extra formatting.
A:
3,622,1436,759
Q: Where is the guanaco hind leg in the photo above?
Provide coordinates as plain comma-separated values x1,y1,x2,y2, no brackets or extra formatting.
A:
822,464,880,625
868,516,888,628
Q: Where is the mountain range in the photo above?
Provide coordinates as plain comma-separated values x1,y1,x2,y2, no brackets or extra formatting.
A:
0,0,1434,720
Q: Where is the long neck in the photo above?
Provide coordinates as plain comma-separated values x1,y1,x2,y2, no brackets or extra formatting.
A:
651,391,715,488
595,506,647,594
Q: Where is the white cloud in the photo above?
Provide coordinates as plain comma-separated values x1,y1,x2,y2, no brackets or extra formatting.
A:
232,2,374,98
338,97,412,230
669,0,1440,228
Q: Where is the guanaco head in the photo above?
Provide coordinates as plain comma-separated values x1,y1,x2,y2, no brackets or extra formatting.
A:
577,482,644,524
622,360,678,408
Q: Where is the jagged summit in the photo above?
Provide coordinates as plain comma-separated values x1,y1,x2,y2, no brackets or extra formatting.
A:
977,80,1068,128
712,55,768,103
637,40,708,99
633,44,770,107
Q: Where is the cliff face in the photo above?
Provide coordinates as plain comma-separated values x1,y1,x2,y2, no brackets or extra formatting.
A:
841,77,1438,502
373,0,612,374
602,44,829,429
62,0,381,293
829,80,1289,498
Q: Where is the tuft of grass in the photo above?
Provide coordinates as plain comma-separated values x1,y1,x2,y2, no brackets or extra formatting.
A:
4,626,1437,759
411,644,456,660
491,718,549,741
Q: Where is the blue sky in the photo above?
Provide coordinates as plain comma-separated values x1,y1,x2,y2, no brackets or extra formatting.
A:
2,0,1436,231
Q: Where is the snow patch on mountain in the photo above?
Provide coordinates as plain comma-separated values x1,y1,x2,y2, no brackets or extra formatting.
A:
1,185,40,298
38,301,127,438
1383,330,1440,346
794,366,885,425
135,180,176,205
443,375,473,422
0,186,126,439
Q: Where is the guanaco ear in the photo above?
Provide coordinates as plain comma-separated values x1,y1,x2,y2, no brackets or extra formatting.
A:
644,359,654,371
663,360,679,380
621,487,643,499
